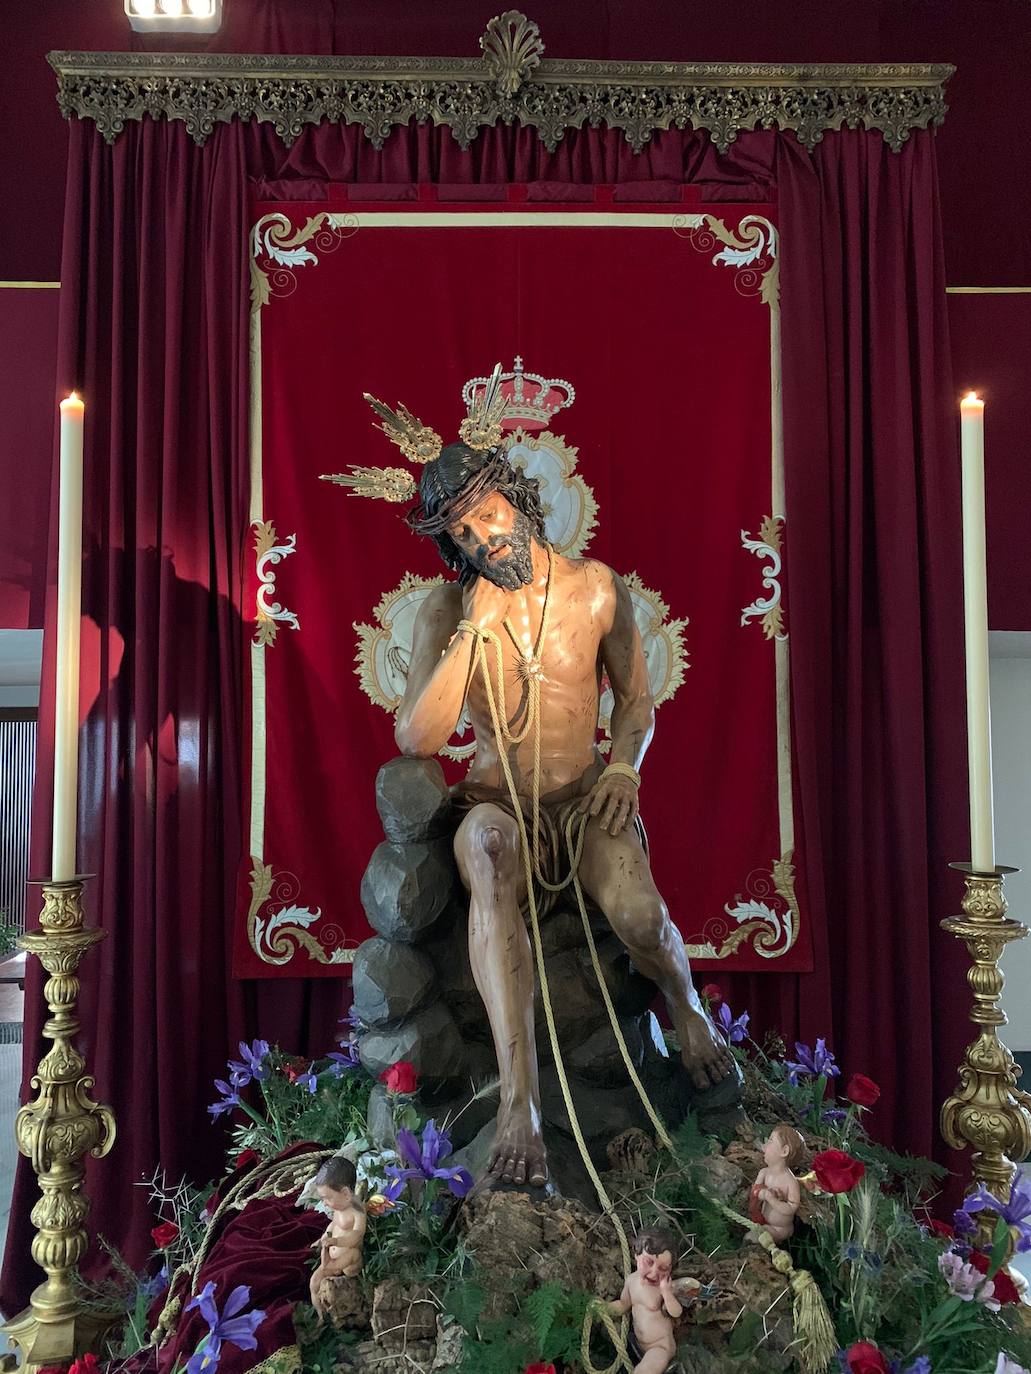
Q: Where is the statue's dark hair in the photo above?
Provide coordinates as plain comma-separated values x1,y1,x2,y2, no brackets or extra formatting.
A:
633,1226,677,1258
315,1155,357,1192
407,442,547,585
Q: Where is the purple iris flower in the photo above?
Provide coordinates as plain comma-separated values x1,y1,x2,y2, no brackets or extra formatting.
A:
785,1038,840,1086
953,1208,977,1238
295,1064,319,1094
226,1061,251,1090
386,1119,474,1198
140,1265,169,1301
962,1174,1031,1252
184,1281,266,1374
381,1174,405,1203
207,1080,240,1120
238,1040,271,1082
903,1360,931,1374
822,1108,848,1124
717,1001,749,1044
328,1043,361,1077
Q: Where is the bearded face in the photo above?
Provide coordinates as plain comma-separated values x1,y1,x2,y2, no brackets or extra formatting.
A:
447,492,536,590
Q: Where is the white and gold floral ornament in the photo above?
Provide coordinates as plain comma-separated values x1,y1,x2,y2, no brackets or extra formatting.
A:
683,852,800,962
353,573,478,761
597,573,689,745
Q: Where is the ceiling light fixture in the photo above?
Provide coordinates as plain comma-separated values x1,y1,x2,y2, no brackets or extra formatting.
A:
124,0,222,33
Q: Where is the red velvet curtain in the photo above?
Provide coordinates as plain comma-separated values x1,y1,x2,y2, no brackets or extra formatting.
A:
0,113,969,1313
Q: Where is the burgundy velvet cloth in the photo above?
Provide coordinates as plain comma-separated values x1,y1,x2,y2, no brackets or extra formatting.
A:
0,113,969,1314
152,1147,327,1374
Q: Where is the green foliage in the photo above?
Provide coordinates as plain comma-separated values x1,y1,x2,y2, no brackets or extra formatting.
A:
72,1235,164,1362
0,922,18,958
227,1050,373,1161
294,1301,360,1373
670,1110,718,1164
443,1271,593,1374
850,1136,948,1204
442,1277,486,1333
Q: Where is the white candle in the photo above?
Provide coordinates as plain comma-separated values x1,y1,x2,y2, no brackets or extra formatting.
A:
960,391,995,872
53,393,84,882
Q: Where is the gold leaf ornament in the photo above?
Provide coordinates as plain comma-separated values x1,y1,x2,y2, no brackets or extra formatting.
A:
320,466,417,503
364,393,442,465
460,361,509,451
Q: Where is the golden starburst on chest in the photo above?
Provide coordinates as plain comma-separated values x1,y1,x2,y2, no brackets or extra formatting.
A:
516,654,544,683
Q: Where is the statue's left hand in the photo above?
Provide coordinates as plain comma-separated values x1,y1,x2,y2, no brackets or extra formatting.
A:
578,774,639,835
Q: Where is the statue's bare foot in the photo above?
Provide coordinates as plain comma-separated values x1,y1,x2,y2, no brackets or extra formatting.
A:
677,1008,736,1091
486,1103,548,1188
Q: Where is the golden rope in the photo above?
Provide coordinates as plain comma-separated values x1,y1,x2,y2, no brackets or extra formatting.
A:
463,620,634,1374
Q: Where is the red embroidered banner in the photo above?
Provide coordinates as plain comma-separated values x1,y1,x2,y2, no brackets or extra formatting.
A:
234,198,813,977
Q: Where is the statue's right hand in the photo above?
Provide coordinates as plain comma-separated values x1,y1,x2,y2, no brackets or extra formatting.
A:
462,575,510,633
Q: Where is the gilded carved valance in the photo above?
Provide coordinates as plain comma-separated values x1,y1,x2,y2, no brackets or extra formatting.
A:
49,11,952,154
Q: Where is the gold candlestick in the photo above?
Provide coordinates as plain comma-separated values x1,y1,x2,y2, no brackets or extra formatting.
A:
2,877,116,1370
940,864,1031,1198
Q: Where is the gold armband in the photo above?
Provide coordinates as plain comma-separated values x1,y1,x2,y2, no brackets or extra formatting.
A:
601,762,641,789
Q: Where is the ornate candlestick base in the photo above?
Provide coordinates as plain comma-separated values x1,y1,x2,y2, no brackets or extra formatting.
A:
1,878,116,1371
940,863,1031,1198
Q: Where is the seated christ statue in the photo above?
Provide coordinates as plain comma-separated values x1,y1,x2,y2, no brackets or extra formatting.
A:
341,369,736,1189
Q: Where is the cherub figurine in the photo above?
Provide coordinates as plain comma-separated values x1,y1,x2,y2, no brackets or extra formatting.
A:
606,1227,694,1374
309,1156,367,1318
749,1123,805,1242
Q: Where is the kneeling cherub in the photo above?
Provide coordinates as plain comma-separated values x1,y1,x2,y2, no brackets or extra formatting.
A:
309,1156,367,1319
605,1227,698,1374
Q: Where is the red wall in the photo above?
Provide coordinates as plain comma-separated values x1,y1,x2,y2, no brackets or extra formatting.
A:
1,0,1028,627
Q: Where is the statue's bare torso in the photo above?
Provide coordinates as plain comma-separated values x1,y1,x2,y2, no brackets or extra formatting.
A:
432,553,613,800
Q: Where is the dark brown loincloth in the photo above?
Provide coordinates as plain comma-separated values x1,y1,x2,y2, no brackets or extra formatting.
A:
452,780,646,919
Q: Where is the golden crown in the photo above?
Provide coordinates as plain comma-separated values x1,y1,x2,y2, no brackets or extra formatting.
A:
320,362,508,504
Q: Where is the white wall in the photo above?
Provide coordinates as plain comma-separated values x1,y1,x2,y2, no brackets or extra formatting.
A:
0,630,41,708
990,631,1031,1051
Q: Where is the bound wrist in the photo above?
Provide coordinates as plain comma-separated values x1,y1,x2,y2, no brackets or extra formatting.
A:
601,762,641,789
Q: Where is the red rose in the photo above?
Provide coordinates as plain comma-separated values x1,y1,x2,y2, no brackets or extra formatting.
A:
234,1147,259,1171
812,1149,866,1194
524,1365,557,1374
926,1218,954,1240
700,983,723,1006
69,1356,100,1374
37,1366,70,1374
845,1074,881,1108
969,1248,1020,1305
379,1060,418,1094
843,1343,890,1374
283,1056,306,1082
150,1220,179,1249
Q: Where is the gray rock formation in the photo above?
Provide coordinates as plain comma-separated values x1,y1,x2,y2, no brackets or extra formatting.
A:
353,755,743,1171
375,756,452,842
360,839,455,943
352,938,436,1027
